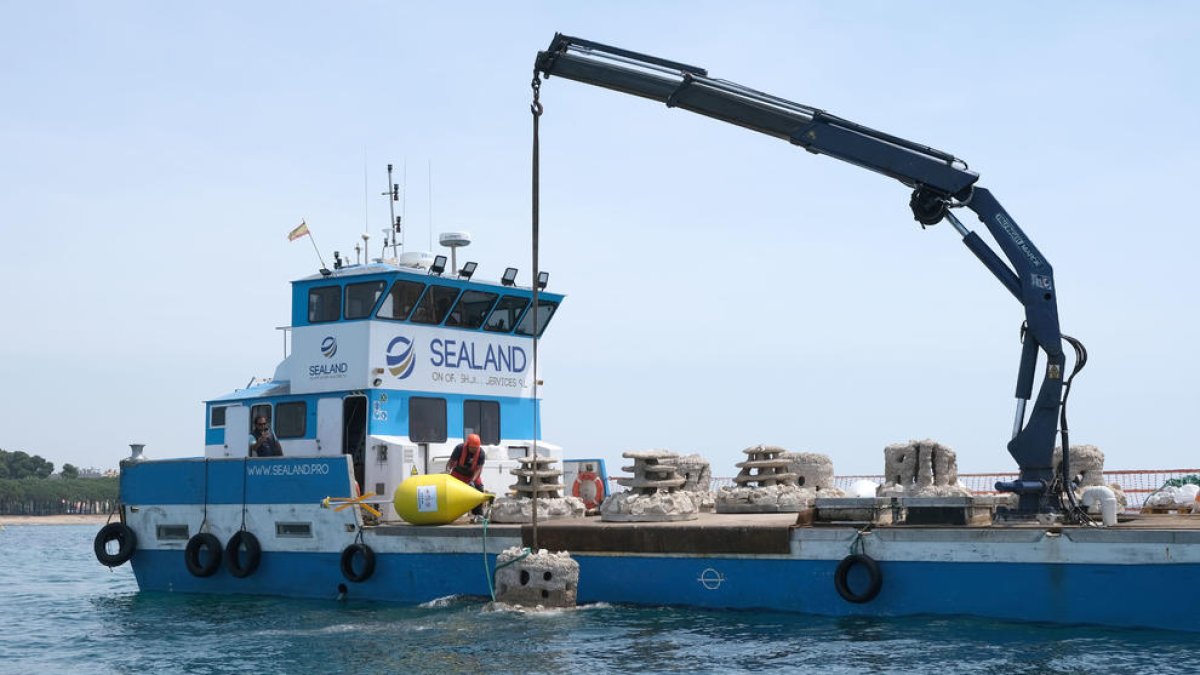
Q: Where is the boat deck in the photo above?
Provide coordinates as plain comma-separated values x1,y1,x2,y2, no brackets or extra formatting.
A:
366,511,1200,556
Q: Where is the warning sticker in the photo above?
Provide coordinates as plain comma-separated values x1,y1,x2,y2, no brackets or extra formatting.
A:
417,485,439,512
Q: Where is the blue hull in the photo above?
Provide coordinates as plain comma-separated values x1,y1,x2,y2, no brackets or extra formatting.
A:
572,555,1194,630
113,456,1200,632
132,549,500,601
129,547,1200,632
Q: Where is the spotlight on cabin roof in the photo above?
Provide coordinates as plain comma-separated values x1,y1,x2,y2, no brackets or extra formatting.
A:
429,255,447,276
459,261,478,280
536,271,549,290
501,267,518,286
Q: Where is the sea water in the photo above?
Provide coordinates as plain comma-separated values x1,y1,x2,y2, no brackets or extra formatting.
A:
2,525,1198,674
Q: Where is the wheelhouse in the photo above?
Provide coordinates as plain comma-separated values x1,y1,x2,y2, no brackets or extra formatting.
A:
203,260,565,519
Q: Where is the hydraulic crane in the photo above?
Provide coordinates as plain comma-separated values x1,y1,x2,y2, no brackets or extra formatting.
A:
535,34,1087,517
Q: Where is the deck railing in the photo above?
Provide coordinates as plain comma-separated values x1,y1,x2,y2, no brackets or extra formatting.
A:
606,469,1200,510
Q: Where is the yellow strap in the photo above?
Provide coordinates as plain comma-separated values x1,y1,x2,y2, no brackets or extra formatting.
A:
328,493,382,517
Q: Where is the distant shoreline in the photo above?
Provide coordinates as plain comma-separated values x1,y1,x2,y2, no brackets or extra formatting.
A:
0,514,109,526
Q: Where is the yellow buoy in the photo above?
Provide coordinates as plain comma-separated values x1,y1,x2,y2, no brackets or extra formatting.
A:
393,473,489,525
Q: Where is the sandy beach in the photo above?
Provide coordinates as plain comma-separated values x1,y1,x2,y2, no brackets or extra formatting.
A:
0,514,109,526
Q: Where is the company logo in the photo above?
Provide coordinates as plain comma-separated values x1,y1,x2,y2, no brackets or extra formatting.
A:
386,336,416,379
310,335,348,379
321,336,338,358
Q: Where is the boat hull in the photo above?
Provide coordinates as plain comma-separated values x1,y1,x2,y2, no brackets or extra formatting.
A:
115,456,1200,632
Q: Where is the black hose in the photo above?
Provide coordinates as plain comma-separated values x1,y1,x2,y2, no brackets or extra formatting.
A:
1058,334,1091,523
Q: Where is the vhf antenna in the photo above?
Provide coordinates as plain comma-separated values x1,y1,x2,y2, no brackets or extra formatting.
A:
382,163,402,257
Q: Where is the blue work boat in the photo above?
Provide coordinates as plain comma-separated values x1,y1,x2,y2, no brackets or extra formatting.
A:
94,34,1200,632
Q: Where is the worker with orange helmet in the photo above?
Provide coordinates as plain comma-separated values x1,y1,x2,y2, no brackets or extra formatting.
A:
448,433,487,517
448,433,485,485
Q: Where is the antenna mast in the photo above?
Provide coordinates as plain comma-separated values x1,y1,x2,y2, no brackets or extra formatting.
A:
428,160,433,251
382,163,401,258
401,160,407,252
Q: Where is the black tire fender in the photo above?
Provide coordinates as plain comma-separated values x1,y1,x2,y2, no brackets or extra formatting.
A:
225,530,262,579
834,553,883,604
340,543,376,583
185,533,222,578
94,522,137,567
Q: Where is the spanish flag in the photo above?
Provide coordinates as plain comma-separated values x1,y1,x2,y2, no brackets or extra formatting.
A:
288,220,310,241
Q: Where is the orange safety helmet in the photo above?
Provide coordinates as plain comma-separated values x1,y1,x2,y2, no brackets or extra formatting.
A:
465,433,481,448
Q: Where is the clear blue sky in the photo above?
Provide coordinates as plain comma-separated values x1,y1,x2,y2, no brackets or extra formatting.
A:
1,2,1197,477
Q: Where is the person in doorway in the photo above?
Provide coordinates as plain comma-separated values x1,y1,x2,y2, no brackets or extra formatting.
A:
448,433,486,518
250,416,283,457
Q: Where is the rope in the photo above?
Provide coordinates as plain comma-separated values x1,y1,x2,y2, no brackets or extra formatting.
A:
849,525,871,556
200,458,210,532
240,457,248,531
481,509,495,601
479,501,534,602
529,71,543,551
494,548,532,572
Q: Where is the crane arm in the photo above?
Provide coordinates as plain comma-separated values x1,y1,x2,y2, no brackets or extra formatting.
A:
535,34,978,209
536,34,1075,516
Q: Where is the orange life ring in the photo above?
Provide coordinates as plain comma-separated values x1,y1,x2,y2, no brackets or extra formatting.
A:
571,471,606,509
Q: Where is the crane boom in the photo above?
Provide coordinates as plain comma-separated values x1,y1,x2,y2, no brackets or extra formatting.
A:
535,34,1077,516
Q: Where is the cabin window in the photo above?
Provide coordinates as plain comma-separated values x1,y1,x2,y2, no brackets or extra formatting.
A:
409,397,447,443
377,280,426,321
483,296,529,333
515,299,559,337
344,281,386,320
275,522,313,538
463,400,500,446
445,290,499,329
156,524,189,540
409,285,461,325
275,402,307,438
209,405,228,428
308,286,342,323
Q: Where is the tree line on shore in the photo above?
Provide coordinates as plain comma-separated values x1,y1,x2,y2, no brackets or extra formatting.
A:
0,449,118,515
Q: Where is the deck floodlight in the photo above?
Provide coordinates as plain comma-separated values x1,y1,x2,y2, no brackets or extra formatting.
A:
429,255,447,276
501,267,518,286
459,261,478,280
536,271,549,290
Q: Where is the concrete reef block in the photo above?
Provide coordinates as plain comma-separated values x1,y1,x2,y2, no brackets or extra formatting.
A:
619,450,685,494
716,484,812,513
490,495,586,523
1052,444,1126,510
783,452,841,494
604,449,698,521
600,491,699,522
1054,444,1105,486
721,447,844,512
493,547,579,608
676,454,715,512
676,454,712,491
879,439,970,498
732,444,797,487
508,455,567,499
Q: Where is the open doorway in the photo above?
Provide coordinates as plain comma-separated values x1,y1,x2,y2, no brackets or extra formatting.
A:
343,395,368,491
